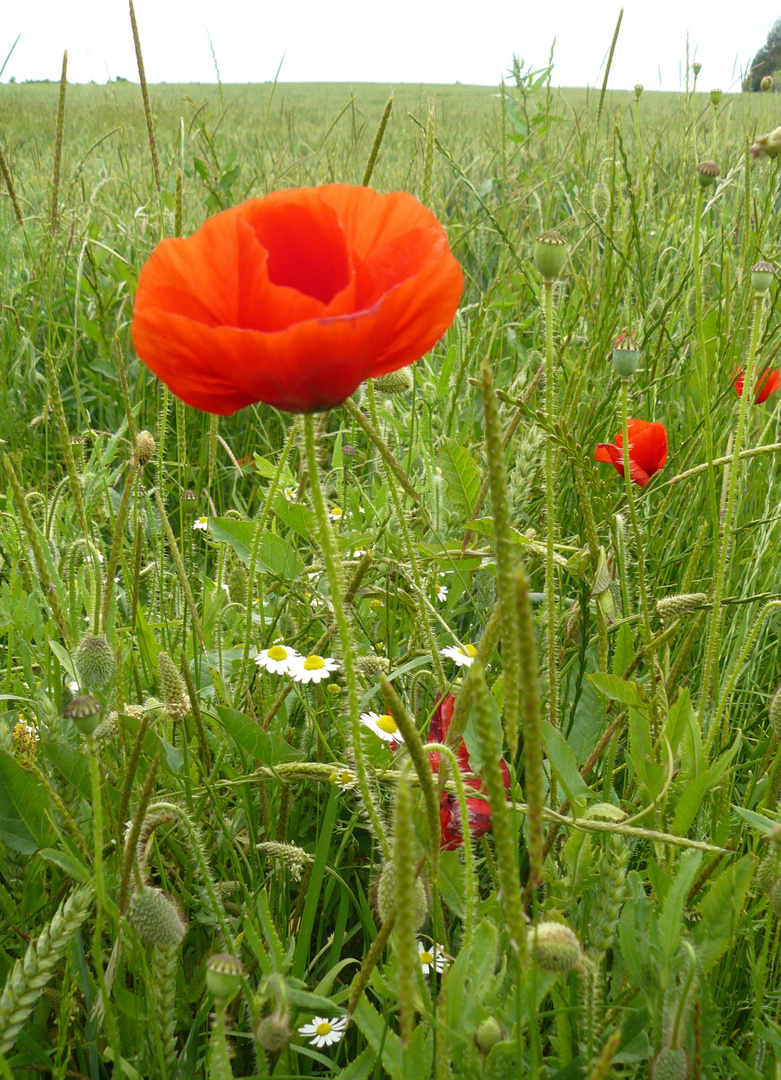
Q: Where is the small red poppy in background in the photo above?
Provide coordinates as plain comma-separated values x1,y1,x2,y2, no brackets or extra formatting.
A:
733,367,781,404
428,692,511,851
132,185,463,415
594,419,668,487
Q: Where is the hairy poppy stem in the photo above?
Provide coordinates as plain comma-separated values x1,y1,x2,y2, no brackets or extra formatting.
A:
699,291,764,731
692,184,721,541
302,413,390,857
543,279,559,729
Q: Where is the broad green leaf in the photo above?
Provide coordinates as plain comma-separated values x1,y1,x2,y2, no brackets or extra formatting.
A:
217,707,303,765
40,847,91,884
438,439,481,518
252,453,295,486
333,1047,375,1080
589,672,642,706
540,721,592,803
670,772,709,836
210,517,304,579
665,689,692,756
733,805,779,834
48,640,78,683
0,748,53,853
272,494,317,542
658,850,702,971
692,856,755,973
120,716,183,773
611,622,635,678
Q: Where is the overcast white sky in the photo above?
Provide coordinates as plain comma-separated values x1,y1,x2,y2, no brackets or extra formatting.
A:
2,1,779,92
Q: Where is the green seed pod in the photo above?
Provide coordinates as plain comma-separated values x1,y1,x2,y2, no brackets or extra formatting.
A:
205,953,244,1003
762,75,774,92
227,565,247,605
527,921,582,973
751,261,775,293
93,712,120,740
533,230,568,281
696,160,720,188
655,593,708,622
693,62,702,76
128,886,187,948
650,1046,688,1080
710,88,723,105
74,635,116,690
179,489,199,517
474,1016,504,1054
64,694,102,736
255,1010,291,1052
375,861,428,930
373,368,414,395
611,335,642,379
590,181,610,221
355,654,390,681
634,83,644,99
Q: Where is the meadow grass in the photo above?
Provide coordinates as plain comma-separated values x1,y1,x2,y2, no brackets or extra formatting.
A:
1,60,781,1079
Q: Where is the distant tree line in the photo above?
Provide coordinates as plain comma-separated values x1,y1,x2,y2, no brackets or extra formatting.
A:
744,17,781,90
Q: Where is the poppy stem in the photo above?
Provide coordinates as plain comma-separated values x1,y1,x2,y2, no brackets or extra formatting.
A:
302,412,390,857
699,290,764,733
543,279,559,730
692,184,721,544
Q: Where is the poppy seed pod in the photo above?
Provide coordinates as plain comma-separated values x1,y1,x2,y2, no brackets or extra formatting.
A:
634,83,643,99
375,861,428,929
206,953,244,1003
710,88,722,105
474,1016,504,1053
128,886,187,947
762,75,774,92
650,1047,688,1080
74,635,116,690
696,160,720,188
692,62,702,76
527,921,582,973
533,230,568,281
611,334,642,379
373,367,414,395
751,261,775,293
64,694,102,736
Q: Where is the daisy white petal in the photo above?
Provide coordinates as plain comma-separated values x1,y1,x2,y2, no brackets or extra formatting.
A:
417,939,449,975
192,516,209,531
298,1016,347,1048
255,644,301,675
360,711,405,744
440,644,477,667
291,655,339,684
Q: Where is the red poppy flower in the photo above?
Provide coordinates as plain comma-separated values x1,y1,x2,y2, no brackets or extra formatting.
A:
594,419,668,487
427,692,511,850
131,185,463,415
733,367,781,404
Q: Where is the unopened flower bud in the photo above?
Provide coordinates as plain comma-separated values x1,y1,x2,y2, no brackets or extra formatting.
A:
227,565,247,605
611,334,642,379
710,88,722,105
128,886,187,947
650,1046,688,1080
376,861,428,929
634,84,643,99
474,1016,504,1053
135,430,156,465
762,75,773,92
533,230,568,281
74,635,116,690
373,368,414,395
64,694,102,736
255,1010,291,1052
655,593,708,622
527,921,581,973
206,953,244,1003
751,261,775,293
755,854,778,895
355,654,390,680
696,160,720,188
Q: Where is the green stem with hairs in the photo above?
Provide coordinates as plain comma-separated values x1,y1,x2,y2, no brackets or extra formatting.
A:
692,184,721,539
543,279,559,728
302,413,390,857
699,290,764,729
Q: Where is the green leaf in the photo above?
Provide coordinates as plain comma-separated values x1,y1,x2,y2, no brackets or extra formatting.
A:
252,453,295,486
733,805,779,834
692,856,755,973
48,640,78,683
120,716,183,773
611,623,635,677
670,772,708,836
438,439,481,518
333,1047,375,1080
210,517,304,579
272,494,317,542
589,672,642,706
217,707,304,765
462,691,503,772
39,847,91,884
665,689,692,756
540,721,592,803
658,850,702,971
0,749,53,853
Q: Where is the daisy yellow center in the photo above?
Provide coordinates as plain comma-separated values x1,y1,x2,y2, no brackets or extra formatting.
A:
462,644,477,658
315,1021,332,1036
197,516,207,525
331,507,343,518
419,950,433,965
267,646,288,661
376,715,398,734
303,655,326,670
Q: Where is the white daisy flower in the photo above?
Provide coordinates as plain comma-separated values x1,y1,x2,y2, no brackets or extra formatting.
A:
283,486,298,501
360,711,404,744
298,1015,347,1048
330,767,357,790
292,655,339,684
417,940,448,975
255,644,301,675
307,571,321,582
436,584,448,603
192,516,209,531
352,548,367,558
67,680,79,694
440,644,477,667
328,506,352,522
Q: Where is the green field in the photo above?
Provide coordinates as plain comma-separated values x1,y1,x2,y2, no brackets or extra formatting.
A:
1,66,781,1078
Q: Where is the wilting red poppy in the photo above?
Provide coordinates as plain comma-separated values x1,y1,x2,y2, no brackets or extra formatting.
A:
594,419,668,487
734,367,781,404
132,185,463,415
428,692,511,850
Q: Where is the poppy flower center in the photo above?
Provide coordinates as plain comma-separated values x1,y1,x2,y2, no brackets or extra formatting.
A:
303,655,326,670
376,714,398,734
253,201,351,305
267,646,288,661
315,1021,332,1036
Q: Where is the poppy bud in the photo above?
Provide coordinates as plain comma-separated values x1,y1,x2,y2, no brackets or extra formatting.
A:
135,430,156,465
227,565,247,605
770,685,781,738
355,654,390,680
634,84,643,100
590,181,610,221
375,861,428,929
611,334,642,379
710,88,723,105
750,126,781,160
762,75,774,92
696,161,720,188
205,953,244,1003
650,1046,688,1080
255,1010,291,1052
751,261,775,293
474,1016,504,1053
128,886,187,947
74,635,116,690
533,230,568,281
655,592,708,622
64,694,102,736
158,651,189,721
526,921,581,973
373,368,414,395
